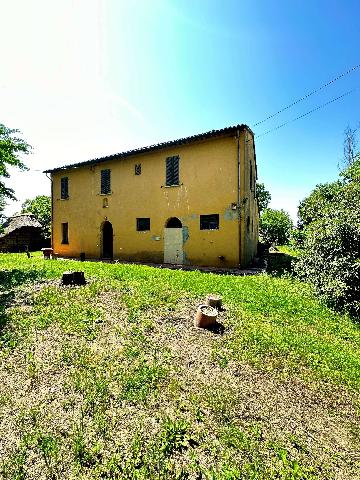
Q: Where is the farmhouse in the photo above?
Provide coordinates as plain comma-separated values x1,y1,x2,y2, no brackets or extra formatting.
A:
0,213,43,252
45,125,259,267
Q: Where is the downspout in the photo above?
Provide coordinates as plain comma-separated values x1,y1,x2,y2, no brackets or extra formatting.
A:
236,128,241,266
45,173,53,248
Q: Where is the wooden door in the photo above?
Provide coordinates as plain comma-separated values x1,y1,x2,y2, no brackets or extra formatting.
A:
164,228,183,264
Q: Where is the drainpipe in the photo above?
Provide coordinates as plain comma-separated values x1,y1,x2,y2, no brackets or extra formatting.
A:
45,173,53,248
236,128,241,265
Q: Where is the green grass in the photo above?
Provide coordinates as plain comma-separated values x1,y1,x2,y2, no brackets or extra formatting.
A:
0,252,359,479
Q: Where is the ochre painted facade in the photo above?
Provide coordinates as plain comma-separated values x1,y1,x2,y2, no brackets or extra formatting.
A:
47,126,259,267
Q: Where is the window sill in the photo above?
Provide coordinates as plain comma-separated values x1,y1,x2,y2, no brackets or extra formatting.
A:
60,198,69,200
100,193,112,196
162,183,182,188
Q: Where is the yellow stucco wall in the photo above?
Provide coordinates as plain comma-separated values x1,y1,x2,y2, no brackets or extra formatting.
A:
51,131,258,267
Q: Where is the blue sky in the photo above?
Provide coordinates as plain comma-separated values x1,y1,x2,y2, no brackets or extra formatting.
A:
1,0,360,220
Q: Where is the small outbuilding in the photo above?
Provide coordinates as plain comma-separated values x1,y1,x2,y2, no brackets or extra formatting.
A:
0,213,44,252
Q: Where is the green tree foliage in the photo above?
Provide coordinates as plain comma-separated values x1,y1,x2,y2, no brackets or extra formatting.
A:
295,158,360,316
21,195,51,239
0,123,31,199
256,182,271,213
259,208,293,245
298,181,342,228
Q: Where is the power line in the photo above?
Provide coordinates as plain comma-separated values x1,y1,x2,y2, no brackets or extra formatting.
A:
256,87,359,138
253,63,360,127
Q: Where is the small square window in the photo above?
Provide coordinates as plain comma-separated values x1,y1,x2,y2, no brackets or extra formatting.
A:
136,218,150,231
61,222,69,244
200,214,219,230
101,169,111,194
61,177,69,199
135,164,141,175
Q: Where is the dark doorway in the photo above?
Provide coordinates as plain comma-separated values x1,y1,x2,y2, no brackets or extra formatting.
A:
102,221,113,259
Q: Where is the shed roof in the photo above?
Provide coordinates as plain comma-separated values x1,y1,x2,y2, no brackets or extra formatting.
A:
44,124,253,174
0,213,42,238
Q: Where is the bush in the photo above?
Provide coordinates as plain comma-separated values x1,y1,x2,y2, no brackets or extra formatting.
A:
295,159,360,316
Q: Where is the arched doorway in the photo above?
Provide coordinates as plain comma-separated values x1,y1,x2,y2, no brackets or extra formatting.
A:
164,217,183,264
102,221,113,259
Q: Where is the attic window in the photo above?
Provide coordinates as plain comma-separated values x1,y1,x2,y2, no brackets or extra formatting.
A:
61,177,69,199
200,214,219,230
166,156,180,186
101,169,111,194
135,164,141,175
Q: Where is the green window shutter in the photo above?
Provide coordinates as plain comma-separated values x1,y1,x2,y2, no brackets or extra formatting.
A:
172,156,179,185
101,169,111,194
61,177,68,199
166,157,173,186
166,156,180,186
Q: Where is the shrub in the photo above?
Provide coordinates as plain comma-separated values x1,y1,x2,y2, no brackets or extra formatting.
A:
295,159,360,316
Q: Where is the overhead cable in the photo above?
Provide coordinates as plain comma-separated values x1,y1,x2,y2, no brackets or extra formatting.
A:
253,63,360,127
256,87,359,138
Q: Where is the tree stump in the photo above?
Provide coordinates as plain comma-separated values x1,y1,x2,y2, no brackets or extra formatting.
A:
194,305,218,328
206,294,222,310
62,271,86,286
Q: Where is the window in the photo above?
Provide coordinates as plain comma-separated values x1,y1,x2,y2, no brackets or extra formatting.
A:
200,214,219,230
137,218,150,231
135,164,142,175
61,177,69,199
61,222,69,244
166,155,180,186
101,169,111,194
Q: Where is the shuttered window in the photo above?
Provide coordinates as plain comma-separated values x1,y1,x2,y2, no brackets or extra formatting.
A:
101,169,111,194
61,177,69,199
166,156,180,186
135,164,141,175
200,214,219,230
136,218,150,231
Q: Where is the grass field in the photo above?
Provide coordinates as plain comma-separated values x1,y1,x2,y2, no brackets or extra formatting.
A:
0,252,359,479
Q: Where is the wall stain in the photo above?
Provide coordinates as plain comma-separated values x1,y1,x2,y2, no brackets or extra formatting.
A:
182,226,189,243
224,207,238,221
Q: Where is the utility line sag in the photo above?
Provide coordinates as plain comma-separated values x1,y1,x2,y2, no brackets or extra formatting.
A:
253,63,360,127
256,87,359,138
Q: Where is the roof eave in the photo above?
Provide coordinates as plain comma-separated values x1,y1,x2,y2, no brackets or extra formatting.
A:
44,124,252,174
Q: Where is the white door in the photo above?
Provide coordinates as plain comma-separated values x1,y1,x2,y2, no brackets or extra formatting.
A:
164,228,183,264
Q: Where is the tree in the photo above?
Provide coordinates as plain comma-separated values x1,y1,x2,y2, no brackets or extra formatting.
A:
21,195,51,239
256,182,271,213
0,123,31,200
297,181,342,228
295,157,360,316
342,124,358,169
259,208,293,245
